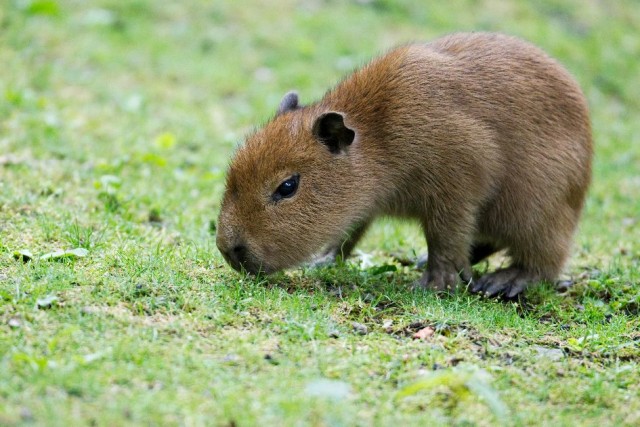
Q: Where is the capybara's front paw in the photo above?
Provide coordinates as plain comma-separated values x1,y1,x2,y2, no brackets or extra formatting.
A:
417,267,467,294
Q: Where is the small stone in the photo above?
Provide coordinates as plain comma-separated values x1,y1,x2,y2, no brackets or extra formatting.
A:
556,280,574,292
20,407,33,421
81,306,97,315
222,354,240,363
448,357,464,366
351,321,368,335
534,345,565,361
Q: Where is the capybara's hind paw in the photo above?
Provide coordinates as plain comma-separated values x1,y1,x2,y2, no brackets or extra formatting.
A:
471,267,538,298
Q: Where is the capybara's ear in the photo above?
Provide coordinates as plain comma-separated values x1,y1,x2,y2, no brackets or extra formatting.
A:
312,112,355,154
277,91,302,115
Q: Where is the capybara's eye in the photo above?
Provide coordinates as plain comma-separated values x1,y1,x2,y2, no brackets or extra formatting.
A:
273,174,300,202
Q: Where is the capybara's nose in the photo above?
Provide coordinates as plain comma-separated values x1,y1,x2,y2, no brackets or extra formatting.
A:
217,237,250,272
229,245,248,268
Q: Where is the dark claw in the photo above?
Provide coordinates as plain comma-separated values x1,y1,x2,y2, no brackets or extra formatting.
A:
471,268,533,298
470,276,487,293
506,281,528,298
484,279,512,297
484,284,503,297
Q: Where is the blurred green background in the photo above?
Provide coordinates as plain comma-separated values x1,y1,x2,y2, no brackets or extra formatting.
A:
1,0,638,255
1,1,639,425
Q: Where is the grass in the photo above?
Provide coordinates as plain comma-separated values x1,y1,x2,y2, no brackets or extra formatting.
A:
1,0,639,425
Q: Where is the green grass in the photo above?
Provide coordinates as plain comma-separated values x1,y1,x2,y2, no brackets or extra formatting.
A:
1,0,639,425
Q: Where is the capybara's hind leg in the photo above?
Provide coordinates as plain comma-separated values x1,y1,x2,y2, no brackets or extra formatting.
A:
471,222,571,297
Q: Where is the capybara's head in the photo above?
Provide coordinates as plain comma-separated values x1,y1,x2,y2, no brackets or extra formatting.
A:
216,92,367,274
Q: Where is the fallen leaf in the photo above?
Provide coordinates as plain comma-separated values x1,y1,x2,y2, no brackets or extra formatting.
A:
81,352,106,364
8,318,22,328
0,155,24,166
397,368,508,422
367,264,397,275
304,379,351,400
23,0,60,16
36,295,58,309
154,132,177,149
13,249,33,262
40,248,88,261
412,326,435,340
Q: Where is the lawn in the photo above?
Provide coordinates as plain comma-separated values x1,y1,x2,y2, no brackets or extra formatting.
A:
1,0,639,425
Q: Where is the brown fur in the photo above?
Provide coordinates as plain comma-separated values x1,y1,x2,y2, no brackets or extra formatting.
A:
216,32,592,297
